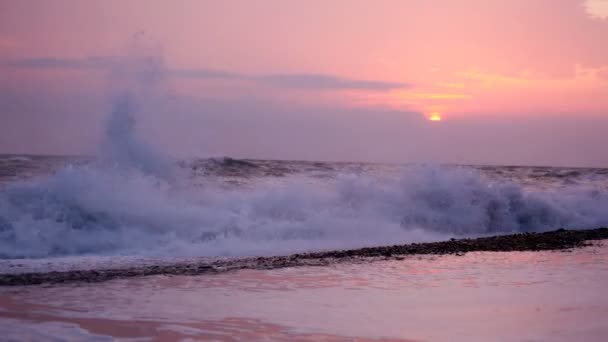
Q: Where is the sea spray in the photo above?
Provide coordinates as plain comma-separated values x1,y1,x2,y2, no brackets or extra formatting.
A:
1,162,608,259
97,33,175,180
100,93,173,180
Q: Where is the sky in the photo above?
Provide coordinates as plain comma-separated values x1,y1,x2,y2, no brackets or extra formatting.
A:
0,0,607,167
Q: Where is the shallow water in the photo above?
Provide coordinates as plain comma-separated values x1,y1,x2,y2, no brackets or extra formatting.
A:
1,243,607,341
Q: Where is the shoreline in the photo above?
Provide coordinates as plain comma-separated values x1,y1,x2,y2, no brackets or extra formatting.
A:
1,227,607,286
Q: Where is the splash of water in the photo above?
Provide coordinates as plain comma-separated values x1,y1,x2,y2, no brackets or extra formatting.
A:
100,93,172,179
1,160,607,259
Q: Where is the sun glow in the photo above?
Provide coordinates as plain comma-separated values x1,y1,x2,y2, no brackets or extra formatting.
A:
429,112,442,121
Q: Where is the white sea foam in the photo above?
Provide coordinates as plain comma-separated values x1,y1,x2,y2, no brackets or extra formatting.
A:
1,158,607,259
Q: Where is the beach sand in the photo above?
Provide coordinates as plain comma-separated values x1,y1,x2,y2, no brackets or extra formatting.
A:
1,240,607,341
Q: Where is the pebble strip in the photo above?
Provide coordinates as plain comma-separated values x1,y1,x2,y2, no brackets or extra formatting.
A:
1,227,607,286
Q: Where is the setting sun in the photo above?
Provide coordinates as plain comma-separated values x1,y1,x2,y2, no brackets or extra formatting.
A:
429,112,442,121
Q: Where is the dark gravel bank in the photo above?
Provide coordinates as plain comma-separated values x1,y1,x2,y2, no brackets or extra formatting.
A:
1,227,607,286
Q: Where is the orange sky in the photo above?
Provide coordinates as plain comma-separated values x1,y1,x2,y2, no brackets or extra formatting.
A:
0,0,607,166
2,0,607,117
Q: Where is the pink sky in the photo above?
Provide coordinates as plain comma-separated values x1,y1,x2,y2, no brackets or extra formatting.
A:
1,0,607,166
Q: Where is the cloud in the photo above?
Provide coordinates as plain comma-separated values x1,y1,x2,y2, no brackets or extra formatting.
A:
597,67,608,81
3,56,116,69
257,73,408,90
171,68,243,80
584,0,608,20
2,56,410,91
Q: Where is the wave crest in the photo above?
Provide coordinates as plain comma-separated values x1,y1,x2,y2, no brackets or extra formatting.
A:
0,163,606,259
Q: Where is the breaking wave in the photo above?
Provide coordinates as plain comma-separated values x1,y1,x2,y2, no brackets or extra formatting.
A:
1,160,607,259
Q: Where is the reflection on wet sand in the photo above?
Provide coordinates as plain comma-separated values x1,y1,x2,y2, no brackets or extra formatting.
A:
1,244,608,341
0,297,410,342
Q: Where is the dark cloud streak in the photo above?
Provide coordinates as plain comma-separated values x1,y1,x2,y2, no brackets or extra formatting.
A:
2,56,410,91
4,56,116,69
258,73,408,90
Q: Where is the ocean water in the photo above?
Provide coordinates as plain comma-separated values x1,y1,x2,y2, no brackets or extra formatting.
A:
1,153,608,261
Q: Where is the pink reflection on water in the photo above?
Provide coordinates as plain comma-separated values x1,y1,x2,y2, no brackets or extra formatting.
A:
1,243,608,341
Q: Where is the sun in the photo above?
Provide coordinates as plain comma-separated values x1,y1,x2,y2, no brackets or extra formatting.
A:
428,112,442,121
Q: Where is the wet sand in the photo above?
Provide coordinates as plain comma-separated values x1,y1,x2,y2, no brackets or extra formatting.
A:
1,227,607,286
1,243,607,341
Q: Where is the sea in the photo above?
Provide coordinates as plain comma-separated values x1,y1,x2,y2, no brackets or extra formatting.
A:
1,93,608,341
1,154,608,261
0,155,608,340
